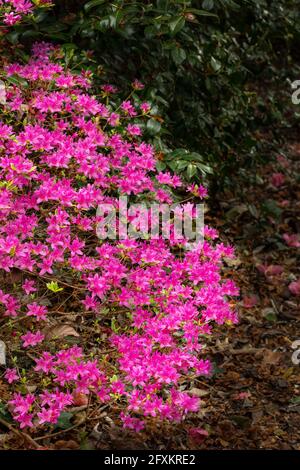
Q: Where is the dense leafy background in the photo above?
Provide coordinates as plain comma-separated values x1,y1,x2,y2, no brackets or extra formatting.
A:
3,0,300,187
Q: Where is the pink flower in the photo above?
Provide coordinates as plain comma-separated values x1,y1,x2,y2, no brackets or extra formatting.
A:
9,393,35,428
22,279,37,295
289,279,300,296
101,84,118,94
69,237,85,255
187,183,208,199
188,427,209,444
257,264,283,276
132,80,144,90
140,102,151,113
120,412,145,432
157,171,182,187
37,407,60,425
21,331,45,348
34,352,55,373
283,233,300,248
121,100,137,116
126,124,142,136
26,302,48,321
4,368,19,384
270,172,285,187
3,12,21,26
17,413,34,429
82,295,99,311
243,295,259,308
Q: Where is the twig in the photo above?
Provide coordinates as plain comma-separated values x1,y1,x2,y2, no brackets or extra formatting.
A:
226,347,263,355
34,416,86,442
270,297,280,315
0,416,40,449
68,405,88,413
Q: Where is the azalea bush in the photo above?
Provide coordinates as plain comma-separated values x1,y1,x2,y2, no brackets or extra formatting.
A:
0,42,238,433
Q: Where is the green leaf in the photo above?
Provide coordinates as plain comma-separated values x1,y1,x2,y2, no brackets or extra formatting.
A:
171,47,186,65
201,0,215,11
169,16,185,34
32,10,48,23
290,397,300,404
146,118,161,135
62,43,77,51
166,160,177,172
262,199,282,219
40,22,68,33
176,160,189,170
84,0,106,12
156,0,169,10
195,162,213,174
186,164,197,179
96,17,111,31
166,148,189,159
5,31,19,44
55,412,73,430
181,152,204,162
46,281,64,293
21,30,41,39
187,8,217,18
210,56,222,72
156,161,167,171
144,25,159,38
0,403,13,422
5,75,29,88
111,317,119,333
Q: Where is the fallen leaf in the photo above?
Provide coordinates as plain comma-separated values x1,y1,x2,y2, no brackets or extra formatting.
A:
45,324,80,340
189,388,209,397
233,392,251,400
283,233,300,248
243,295,259,308
188,427,209,444
54,440,79,450
230,415,252,429
261,264,284,276
262,350,282,366
72,391,89,406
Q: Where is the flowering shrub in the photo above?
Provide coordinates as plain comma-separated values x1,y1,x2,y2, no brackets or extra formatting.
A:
0,42,238,432
0,1,51,26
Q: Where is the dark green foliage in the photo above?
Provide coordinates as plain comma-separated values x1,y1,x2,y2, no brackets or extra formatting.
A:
6,0,300,188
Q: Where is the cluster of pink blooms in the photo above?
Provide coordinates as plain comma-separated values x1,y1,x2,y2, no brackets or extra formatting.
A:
8,346,109,428
0,1,51,26
1,42,239,431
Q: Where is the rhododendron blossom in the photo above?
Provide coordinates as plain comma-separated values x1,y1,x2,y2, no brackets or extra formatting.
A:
1,43,239,432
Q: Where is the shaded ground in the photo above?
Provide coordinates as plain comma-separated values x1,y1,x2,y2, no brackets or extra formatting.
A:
0,142,299,451
194,141,300,450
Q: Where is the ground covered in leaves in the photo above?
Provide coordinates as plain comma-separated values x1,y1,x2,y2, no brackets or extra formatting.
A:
0,139,299,450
